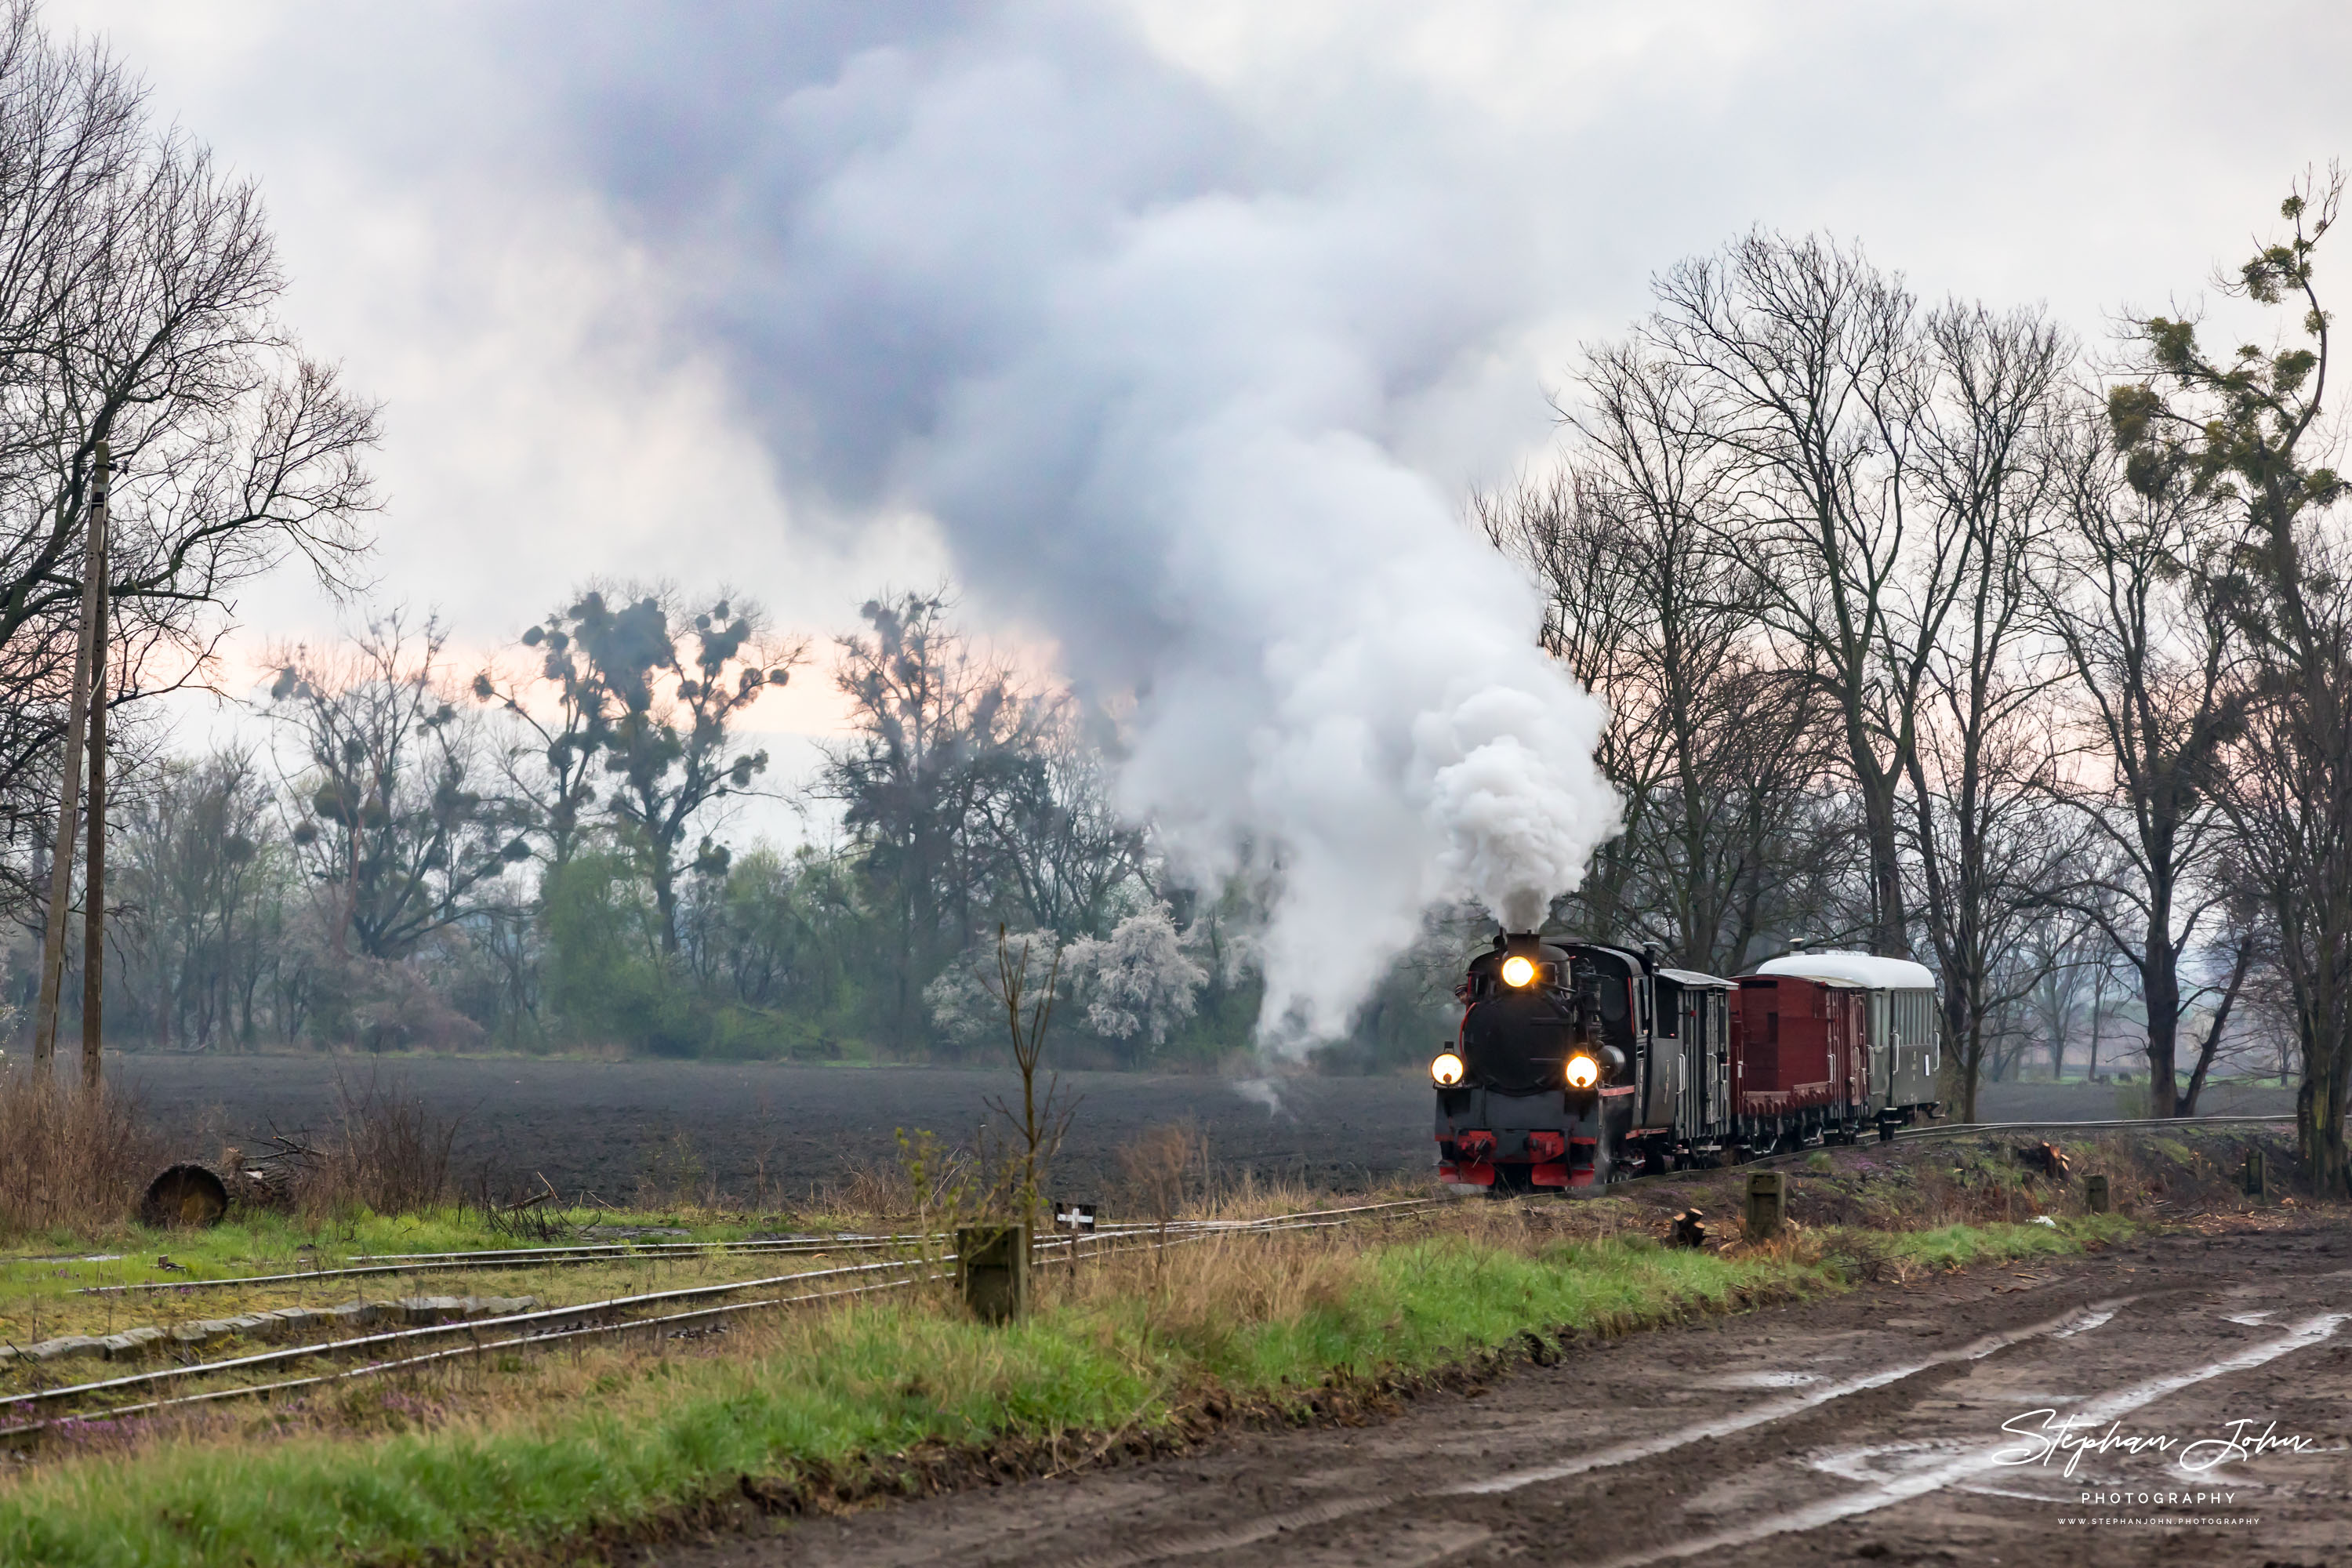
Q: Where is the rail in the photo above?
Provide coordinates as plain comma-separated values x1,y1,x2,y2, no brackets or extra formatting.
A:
9,1122,2270,1440
82,1232,927,1295
8,1197,1447,1438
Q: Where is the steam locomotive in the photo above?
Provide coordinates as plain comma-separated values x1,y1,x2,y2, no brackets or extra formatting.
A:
1432,932,1941,1189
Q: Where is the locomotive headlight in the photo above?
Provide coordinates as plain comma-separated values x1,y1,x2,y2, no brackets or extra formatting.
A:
1501,955,1537,988
1430,1051,1465,1087
1565,1053,1601,1090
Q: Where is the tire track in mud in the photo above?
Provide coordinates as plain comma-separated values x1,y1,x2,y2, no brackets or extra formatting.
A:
652,1225,2351,1568
1020,1297,2136,1568
1586,1312,2351,1568
1447,1298,2137,1497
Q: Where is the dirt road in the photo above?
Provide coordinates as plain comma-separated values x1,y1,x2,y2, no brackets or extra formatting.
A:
648,1221,2351,1567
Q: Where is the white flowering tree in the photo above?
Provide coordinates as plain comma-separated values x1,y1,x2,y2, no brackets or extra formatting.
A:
923,927,1065,1049
925,904,1211,1058
1065,906,1207,1051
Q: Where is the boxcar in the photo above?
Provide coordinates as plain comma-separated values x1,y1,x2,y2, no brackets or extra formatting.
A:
1729,973,1869,1149
1751,951,1942,1136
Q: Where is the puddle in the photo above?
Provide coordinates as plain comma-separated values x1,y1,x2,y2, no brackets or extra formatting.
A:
2224,1312,2274,1326
1808,1438,1962,1483
1708,1371,1823,1388
2051,1308,2117,1338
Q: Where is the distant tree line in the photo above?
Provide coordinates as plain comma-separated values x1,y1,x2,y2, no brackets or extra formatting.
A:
13,586,1351,1071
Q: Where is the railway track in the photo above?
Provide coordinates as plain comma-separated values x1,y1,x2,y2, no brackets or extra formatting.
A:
1585,1110,2296,1191
2,1121,2282,1444
79,1231,942,1294
3,1199,1442,1442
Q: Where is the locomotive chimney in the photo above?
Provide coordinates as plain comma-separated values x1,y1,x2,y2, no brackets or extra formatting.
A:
1641,943,1659,975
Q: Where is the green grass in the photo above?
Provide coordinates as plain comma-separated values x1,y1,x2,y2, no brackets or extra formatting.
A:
0,1206,835,1345
1,1205,789,1300
0,1217,2115,1568
1878,1215,2130,1272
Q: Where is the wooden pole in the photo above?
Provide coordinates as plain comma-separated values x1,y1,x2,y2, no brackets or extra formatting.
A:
80,448,110,1092
31,441,108,1072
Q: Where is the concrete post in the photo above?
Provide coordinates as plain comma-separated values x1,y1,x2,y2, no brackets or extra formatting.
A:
956,1223,1029,1323
2245,1149,2267,1201
2084,1173,2110,1214
1744,1171,1785,1241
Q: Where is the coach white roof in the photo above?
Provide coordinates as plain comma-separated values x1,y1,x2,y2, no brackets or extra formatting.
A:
1755,951,1937,991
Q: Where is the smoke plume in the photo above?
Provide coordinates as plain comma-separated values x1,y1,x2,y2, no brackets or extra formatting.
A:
554,5,1621,1043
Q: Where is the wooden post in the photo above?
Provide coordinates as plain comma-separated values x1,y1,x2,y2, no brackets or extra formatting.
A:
1744,1171,1785,1241
2244,1148,2267,1200
956,1223,1029,1323
2084,1173,2110,1214
31,441,109,1073
80,447,109,1093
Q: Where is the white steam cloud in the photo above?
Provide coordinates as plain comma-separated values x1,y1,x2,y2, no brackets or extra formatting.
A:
575,7,1622,1044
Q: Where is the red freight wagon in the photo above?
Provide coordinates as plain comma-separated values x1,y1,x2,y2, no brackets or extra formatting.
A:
1728,974,1869,1151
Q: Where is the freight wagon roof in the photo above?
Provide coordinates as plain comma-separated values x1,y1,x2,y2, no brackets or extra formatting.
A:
1754,952,1937,991
1656,967,1733,989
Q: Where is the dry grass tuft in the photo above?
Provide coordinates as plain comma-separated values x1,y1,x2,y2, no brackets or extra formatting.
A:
1118,1123,1207,1245
238,1074,459,1220
0,1067,167,1240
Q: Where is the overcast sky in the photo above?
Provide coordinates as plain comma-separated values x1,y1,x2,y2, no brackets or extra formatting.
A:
43,1,2351,825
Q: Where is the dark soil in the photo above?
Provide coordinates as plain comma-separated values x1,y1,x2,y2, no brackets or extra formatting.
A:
111,1054,1432,1206
107,1051,2300,1212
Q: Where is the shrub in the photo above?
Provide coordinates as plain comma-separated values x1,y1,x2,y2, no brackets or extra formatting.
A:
0,1068,168,1239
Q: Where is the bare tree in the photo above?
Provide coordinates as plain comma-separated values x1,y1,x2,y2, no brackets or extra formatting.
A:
518,585,805,956
1480,364,1838,973
471,627,606,870
0,6,375,921
2034,401,2244,1115
112,746,291,1049
821,591,1040,1047
267,613,531,964
1645,234,1956,958
2018,907,2107,1082
982,924,1072,1240
973,691,1148,943
1900,301,2074,1120
2111,169,2352,1191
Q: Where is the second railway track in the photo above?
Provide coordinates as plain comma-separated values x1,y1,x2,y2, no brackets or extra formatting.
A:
2,1120,2280,1444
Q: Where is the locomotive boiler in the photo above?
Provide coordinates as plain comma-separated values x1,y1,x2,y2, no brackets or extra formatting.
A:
1434,933,1941,1189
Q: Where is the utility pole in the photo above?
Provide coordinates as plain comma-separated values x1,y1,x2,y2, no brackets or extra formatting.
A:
31,441,108,1075
80,446,111,1091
